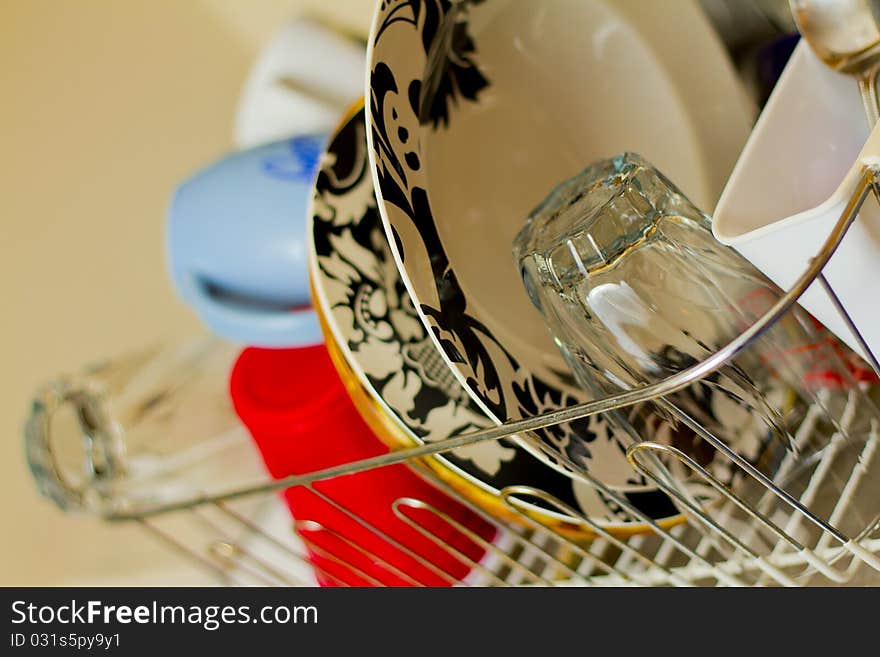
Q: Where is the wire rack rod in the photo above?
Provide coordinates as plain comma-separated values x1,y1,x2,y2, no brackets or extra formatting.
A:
24,168,880,587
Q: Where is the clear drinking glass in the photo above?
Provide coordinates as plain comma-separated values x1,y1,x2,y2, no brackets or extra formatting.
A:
513,153,880,549
23,336,330,585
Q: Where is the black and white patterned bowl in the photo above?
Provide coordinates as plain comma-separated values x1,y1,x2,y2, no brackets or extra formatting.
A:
308,104,704,532
365,0,754,496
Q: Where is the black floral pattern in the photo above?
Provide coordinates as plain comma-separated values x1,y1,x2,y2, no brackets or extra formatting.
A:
373,0,490,128
366,1,688,521
311,108,596,518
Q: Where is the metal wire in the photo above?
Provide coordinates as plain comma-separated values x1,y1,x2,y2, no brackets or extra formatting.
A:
24,168,880,587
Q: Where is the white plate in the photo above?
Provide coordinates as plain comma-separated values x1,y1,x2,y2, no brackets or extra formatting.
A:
309,105,685,528
365,0,755,484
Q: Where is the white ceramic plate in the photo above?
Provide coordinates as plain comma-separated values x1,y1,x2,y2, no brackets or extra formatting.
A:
309,105,686,529
365,0,755,484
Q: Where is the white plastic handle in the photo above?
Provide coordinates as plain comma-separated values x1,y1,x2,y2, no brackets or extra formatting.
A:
783,121,880,230
858,121,880,166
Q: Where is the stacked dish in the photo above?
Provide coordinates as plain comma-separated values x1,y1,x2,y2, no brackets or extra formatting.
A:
308,0,757,536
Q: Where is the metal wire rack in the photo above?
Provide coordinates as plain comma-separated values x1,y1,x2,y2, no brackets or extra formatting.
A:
25,165,880,587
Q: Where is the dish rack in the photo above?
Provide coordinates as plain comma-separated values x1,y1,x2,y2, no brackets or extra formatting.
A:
25,166,880,587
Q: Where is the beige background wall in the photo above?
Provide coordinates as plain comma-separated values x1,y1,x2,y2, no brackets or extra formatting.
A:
0,0,374,585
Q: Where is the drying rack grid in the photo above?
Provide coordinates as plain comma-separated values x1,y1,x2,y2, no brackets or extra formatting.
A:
25,166,880,587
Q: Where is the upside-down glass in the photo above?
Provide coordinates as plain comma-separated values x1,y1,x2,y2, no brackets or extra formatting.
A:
514,153,880,550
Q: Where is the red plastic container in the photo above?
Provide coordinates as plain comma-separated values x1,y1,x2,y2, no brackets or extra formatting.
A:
229,345,496,586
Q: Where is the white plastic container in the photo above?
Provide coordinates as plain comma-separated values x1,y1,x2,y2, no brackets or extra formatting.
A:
234,17,365,148
713,42,880,363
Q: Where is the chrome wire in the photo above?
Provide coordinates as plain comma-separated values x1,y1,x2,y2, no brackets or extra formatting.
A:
89,170,876,522
26,169,880,586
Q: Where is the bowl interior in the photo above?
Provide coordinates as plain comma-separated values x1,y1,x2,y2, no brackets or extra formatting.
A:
420,0,740,388
369,0,753,487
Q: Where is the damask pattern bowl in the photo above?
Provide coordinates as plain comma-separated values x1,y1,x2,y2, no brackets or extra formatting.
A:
308,103,693,533
365,0,755,515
